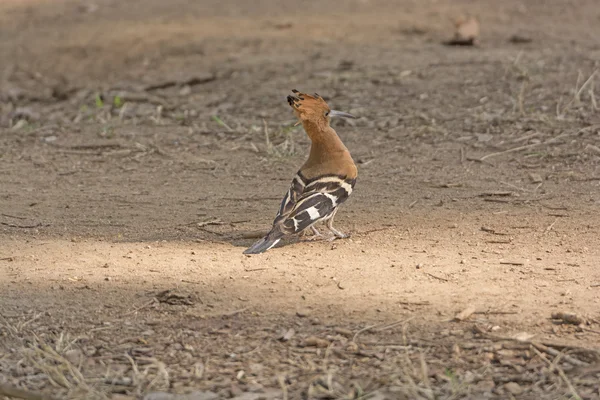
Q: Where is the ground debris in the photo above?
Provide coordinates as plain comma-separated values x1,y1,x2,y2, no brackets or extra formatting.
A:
156,289,196,306
551,312,584,326
454,306,476,322
302,336,330,348
143,391,218,400
509,34,533,44
503,381,523,395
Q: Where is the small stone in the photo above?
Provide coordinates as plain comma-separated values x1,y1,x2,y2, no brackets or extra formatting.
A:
476,133,493,142
280,328,295,341
296,310,309,318
334,327,353,337
179,85,192,96
64,349,83,365
528,172,543,183
249,363,264,374
477,380,495,391
304,336,330,348
504,382,523,395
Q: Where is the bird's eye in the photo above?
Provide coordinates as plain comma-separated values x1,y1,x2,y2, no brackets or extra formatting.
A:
325,111,330,117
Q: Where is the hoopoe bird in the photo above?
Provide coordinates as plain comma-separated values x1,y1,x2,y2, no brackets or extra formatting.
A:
446,15,480,46
243,90,357,254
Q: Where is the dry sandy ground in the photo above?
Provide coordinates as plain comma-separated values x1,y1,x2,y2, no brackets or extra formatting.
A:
1,0,600,399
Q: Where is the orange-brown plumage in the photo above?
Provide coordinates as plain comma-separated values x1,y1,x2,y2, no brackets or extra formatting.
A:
243,90,357,254
287,91,357,181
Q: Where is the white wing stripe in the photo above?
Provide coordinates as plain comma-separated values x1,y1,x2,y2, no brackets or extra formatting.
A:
323,193,338,207
305,206,321,220
306,176,353,194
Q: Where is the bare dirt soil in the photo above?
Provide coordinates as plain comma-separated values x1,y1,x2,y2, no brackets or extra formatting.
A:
2,0,600,399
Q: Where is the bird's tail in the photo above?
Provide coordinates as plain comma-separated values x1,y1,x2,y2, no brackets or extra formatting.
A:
243,231,283,254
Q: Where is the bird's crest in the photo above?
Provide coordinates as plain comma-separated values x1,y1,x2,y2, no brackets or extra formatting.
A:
287,90,331,122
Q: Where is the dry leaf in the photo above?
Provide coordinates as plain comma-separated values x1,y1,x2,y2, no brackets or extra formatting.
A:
454,306,476,321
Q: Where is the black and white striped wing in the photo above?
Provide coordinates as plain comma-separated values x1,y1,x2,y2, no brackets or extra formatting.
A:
278,175,355,235
274,173,306,220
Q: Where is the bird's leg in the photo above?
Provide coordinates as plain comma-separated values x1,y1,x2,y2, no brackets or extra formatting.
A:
325,210,348,240
300,225,324,240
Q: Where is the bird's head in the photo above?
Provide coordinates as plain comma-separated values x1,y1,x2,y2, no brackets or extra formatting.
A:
286,90,355,128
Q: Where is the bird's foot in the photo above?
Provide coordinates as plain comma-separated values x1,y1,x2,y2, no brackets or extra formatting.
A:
327,227,348,241
301,226,326,241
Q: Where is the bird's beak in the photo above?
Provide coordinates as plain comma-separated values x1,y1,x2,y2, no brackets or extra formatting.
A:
329,110,356,119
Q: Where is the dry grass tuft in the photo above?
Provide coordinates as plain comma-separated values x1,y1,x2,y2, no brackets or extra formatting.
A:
263,119,299,158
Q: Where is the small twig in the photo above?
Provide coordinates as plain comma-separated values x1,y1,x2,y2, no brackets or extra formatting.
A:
474,310,518,315
531,342,587,367
0,222,43,229
419,352,434,400
480,142,541,161
545,218,559,233
234,230,269,239
399,300,431,306
499,261,524,266
0,383,56,400
423,272,449,282
481,226,509,235
1,213,27,220
277,375,289,400
581,327,600,335
531,346,582,400
562,69,598,113
517,81,527,115
358,226,395,235
352,321,388,343
479,131,571,161
218,307,248,318
499,180,534,193
212,115,233,132
196,219,224,228
122,298,157,317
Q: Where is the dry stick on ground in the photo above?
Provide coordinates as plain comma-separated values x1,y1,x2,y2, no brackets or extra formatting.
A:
423,272,449,282
277,375,289,400
562,69,598,114
479,130,573,161
352,317,415,343
532,342,588,367
545,218,559,233
122,298,157,317
531,346,582,400
1,213,27,220
0,384,56,400
0,222,43,229
476,328,592,367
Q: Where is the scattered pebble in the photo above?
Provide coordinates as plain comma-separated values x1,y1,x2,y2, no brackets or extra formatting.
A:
504,382,523,395
303,336,330,348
